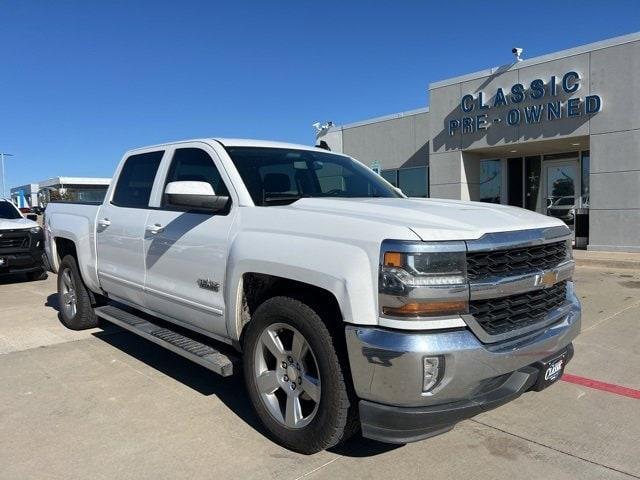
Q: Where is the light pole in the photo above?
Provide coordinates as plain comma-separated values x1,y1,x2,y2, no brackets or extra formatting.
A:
0,153,14,199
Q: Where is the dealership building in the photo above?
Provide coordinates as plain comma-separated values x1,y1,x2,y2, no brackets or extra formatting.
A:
10,177,110,209
317,32,640,252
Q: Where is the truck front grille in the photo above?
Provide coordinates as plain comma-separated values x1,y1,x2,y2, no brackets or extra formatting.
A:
467,241,566,281
0,230,30,250
469,281,567,336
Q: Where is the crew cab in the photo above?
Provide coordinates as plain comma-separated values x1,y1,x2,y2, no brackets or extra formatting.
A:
44,139,580,453
0,198,47,280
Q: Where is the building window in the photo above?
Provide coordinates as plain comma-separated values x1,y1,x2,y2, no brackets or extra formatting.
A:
381,167,428,197
398,167,428,197
525,156,542,212
480,159,502,204
381,169,398,187
507,157,523,207
581,151,590,208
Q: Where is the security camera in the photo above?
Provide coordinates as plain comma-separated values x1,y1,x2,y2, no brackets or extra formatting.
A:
312,121,334,134
512,47,523,61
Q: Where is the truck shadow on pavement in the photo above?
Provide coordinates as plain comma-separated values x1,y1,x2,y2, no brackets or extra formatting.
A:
87,324,401,458
0,273,48,285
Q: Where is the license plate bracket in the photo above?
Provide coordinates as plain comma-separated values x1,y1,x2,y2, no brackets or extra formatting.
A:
533,351,568,391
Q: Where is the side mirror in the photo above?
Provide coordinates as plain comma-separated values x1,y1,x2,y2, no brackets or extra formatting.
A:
164,181,229,211
26,214,38,221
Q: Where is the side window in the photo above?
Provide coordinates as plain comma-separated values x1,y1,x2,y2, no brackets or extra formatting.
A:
112,151,164,208
162,148,230,208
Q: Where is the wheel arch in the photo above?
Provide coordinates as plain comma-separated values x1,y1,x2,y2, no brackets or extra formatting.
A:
52,235,101,294
236,273,344,348
225,232,379,343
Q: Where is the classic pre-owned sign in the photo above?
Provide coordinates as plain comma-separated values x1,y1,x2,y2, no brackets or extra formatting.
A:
448,71,602,135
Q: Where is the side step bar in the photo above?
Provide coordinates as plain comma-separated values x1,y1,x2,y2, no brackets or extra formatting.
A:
95,305,239,377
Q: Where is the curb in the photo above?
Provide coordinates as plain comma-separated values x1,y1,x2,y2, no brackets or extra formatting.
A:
574,257,640,270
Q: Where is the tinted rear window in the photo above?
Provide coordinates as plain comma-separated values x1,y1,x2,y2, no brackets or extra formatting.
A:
112,151,164,208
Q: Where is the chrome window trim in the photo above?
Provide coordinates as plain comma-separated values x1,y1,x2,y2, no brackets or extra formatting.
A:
469,260,574,300
465,225,571,253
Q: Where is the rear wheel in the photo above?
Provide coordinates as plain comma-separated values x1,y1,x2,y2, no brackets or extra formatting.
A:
57,255,98,330
243,296,358,454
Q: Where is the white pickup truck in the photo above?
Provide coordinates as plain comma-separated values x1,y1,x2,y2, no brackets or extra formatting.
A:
45,138,580,453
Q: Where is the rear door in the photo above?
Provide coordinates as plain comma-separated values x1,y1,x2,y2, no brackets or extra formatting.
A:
96,150,165,306
142,143,237,338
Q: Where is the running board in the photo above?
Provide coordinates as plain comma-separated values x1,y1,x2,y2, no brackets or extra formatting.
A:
95,305,239,377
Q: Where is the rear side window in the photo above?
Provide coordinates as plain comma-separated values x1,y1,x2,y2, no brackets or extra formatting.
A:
162,148,229,208
112,151,164,208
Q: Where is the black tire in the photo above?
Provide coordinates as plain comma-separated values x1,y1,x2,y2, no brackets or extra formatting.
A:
26,269,48,281
57,255,98,330
243,296,359,454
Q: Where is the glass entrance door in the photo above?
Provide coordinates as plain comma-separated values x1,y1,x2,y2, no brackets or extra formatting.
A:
543,159,580,228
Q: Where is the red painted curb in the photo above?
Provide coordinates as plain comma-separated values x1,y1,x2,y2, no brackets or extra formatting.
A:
561,373,640,400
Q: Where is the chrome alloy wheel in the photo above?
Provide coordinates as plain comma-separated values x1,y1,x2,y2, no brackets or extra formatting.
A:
253,323,321,429
59,268,78,319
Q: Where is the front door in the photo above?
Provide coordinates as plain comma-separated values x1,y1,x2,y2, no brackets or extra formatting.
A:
143,145,236,339
543,159,581,229
96,150,165,306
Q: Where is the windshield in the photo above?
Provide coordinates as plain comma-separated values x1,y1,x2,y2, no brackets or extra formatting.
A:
224,147,401,206
0,201,22,219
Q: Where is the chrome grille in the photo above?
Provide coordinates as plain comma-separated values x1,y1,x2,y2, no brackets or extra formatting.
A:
0,230,30,250
467,241,566,281
469,281,567,336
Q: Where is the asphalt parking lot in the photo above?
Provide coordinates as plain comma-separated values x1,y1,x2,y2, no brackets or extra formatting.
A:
1,264,639,480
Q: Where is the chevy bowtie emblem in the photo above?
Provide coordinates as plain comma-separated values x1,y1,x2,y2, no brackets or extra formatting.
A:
537,270,559,288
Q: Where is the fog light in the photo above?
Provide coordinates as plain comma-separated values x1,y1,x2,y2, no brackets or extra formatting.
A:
423,356,442,392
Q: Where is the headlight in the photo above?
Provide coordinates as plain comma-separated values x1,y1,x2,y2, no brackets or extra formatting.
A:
379,241,468,318
30,226,42,234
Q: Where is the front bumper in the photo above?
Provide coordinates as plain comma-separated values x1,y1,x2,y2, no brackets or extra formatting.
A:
0,232,46,275
345,283,581,443
359,345,573,443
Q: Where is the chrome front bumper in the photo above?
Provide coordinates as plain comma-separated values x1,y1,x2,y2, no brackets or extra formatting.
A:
345,282,581,409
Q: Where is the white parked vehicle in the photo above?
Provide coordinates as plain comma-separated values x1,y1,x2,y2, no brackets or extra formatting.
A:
45,139,580,453
0,198,47,280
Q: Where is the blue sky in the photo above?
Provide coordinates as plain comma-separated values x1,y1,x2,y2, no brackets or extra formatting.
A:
1,0,639,190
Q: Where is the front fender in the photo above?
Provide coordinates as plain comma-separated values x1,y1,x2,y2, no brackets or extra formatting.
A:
225,231,378,340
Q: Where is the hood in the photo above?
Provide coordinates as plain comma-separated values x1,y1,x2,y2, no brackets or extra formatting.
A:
284,197,565,241
0,217,38,231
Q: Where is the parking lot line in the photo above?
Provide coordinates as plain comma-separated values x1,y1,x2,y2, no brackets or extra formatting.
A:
562,374,640,400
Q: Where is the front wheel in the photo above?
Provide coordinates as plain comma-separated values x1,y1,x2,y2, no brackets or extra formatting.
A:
243,296,358,454
57,255,98,330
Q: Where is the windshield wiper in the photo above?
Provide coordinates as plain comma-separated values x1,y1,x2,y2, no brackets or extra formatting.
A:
263,195,307,205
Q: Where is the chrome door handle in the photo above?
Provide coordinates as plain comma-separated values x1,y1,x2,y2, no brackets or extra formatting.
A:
98,218,111,228
146,223,164,235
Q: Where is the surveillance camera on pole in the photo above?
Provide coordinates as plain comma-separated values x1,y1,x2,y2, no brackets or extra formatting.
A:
312,121,334,137
512,47,523,62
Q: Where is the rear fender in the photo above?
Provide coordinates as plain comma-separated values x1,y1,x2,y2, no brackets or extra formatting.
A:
47,212,101,293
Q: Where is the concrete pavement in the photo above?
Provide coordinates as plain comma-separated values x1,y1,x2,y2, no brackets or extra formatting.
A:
0,265,638,480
